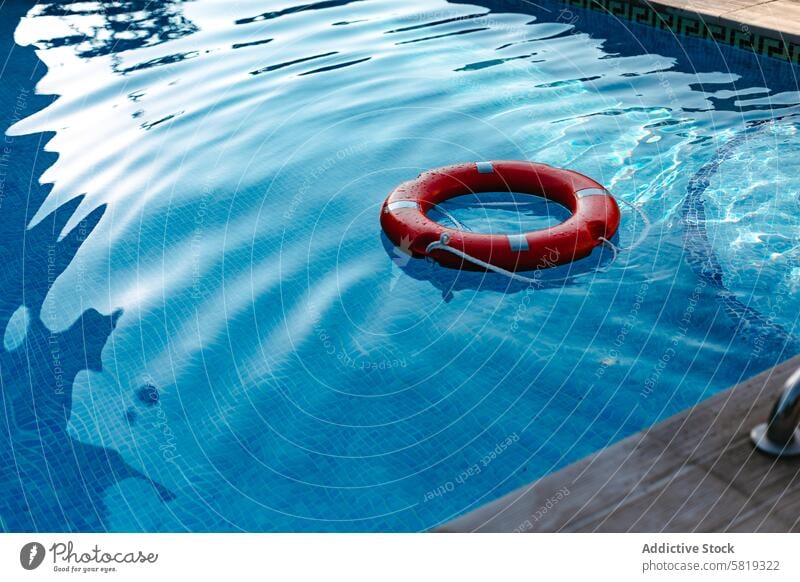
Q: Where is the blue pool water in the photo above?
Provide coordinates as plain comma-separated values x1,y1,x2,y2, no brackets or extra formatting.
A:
431,192,574,234
1,0,799,531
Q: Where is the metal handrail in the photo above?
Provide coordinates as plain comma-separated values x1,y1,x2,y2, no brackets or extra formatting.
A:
751,366,800,457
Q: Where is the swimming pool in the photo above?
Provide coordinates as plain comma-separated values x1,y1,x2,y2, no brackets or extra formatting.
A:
1,0,799,532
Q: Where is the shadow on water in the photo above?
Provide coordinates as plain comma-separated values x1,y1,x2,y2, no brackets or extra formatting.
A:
33,0,198,58
0,1,174,532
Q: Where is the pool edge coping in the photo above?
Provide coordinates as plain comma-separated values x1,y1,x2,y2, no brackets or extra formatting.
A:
437,354,800,532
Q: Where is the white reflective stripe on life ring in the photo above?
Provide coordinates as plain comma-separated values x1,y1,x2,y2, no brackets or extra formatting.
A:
576,187,610,198
386,200,420,212
507,234,529,252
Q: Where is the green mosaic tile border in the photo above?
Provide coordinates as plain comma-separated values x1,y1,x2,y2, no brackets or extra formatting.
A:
560,0,800,64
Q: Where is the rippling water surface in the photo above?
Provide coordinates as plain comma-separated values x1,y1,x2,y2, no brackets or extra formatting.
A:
3,0,800,531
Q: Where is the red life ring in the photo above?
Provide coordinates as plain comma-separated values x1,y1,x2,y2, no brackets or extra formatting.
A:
380,161,620,271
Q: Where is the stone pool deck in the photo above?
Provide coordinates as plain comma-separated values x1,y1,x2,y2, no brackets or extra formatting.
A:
614,0,800,42
666,0,800,41
559,0,800,63
439,355,800,532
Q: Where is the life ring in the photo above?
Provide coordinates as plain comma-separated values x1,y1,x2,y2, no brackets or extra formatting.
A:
380,161,620,272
